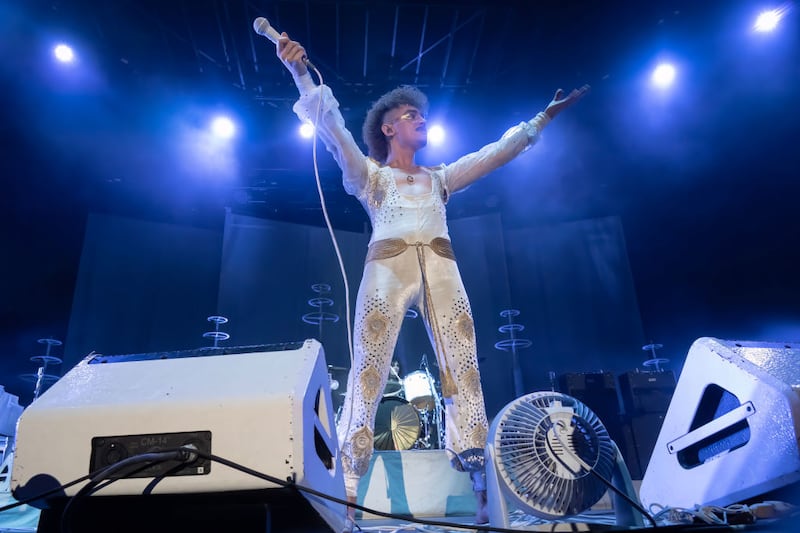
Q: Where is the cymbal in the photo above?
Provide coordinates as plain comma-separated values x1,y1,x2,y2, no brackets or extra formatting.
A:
642,343,663,351
328,365,348,371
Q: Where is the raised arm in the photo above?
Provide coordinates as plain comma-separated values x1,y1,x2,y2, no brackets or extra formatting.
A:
276,33,369,196
443,85,589,195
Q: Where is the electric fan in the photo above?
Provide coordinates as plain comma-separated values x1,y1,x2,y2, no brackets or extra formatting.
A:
485,392,644,528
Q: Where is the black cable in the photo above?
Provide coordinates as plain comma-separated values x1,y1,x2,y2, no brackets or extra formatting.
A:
548,421,658,528
142,460,193,495
188,447,561,533
0,447,197,515
59,449,190,533
3,443,656,533
0,474,92,513
585,466,658,528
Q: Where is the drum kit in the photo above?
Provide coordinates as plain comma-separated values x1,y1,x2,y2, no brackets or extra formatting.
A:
329,356,445,452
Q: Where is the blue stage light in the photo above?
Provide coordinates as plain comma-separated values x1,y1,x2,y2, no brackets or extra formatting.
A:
210,116,236,139
427,124,445,146
299,121,315,139
754,9,783,32
651,63,676,89
53,43,75,63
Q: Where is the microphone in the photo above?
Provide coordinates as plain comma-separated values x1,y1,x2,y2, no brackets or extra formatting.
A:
252,17,280,44
253,17,316,71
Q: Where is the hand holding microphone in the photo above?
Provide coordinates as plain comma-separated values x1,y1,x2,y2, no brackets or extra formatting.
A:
253,17,316,75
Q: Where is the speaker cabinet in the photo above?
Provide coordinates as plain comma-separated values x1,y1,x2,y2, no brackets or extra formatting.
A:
618,370,676,415
620,413,666,480
558,372,624,448
640,337,800,509
11,339,346,532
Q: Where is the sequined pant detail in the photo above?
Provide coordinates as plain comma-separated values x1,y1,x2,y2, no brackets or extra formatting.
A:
336,247,489,496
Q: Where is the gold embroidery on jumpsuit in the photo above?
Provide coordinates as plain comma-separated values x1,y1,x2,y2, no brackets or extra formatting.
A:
364,310,388,344
360,366,382,400
454,311,475,342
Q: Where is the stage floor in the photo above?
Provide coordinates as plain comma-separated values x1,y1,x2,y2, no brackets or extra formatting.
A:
1,450,797,533
0,492,796,533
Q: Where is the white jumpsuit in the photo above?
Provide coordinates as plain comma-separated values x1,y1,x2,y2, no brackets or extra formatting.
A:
292,80,549,496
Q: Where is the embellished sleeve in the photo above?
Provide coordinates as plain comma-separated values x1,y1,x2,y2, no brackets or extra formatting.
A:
441,111,551,195
292,83,369,197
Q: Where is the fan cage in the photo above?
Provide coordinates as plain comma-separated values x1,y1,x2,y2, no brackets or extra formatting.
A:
491,392,617,519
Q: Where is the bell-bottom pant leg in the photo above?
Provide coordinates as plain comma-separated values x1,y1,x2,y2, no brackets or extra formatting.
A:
336,254,419,496
417,251,489,477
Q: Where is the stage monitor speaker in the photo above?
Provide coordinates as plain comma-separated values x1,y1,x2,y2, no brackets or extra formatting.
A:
640,337,800,510
11,339,346,532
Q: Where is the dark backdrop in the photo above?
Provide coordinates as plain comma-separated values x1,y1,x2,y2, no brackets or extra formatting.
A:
62,210,643,419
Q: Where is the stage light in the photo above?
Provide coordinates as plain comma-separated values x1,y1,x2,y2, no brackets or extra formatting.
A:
210,115,235,139
169,106,241,180
427,124,445,146
299,121,315,139
53,44,75,64
754,9,783,32
650,63,676,89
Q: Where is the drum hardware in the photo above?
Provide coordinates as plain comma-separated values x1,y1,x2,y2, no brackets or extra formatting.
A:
382,360,405,398
327,372,340,392
370,355,447,451
420,352,438,368
374,397,421,451
406,354,446,450
383,377,404,397
411,404,445,451
327,365,349,414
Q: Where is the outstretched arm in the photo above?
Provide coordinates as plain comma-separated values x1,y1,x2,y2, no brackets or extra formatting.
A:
443,85,590,195
275,34,369,196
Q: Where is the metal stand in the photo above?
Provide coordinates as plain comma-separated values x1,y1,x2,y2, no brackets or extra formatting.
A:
203,316,230,348
301,283,340,336
641,342,669,372
415,354,445,450
19,338,63,401
302,284,342,405
494,309,532,398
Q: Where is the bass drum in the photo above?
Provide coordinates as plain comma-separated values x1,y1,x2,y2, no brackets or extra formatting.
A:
373,397,421,451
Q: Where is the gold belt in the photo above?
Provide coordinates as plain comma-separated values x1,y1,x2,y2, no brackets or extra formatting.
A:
365,237,456,262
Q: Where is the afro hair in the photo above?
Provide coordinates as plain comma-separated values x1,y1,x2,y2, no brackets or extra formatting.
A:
362,85,429,164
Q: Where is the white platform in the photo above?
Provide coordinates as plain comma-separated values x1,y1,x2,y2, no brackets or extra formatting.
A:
356,450,476,519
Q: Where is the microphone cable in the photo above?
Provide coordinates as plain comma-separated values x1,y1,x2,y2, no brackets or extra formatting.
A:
302,64,358,454
255,16,358,501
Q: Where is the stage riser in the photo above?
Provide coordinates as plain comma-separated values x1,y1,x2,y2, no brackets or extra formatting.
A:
357,450,475,519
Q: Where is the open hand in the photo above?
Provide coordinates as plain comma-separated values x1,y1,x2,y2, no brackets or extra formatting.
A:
544,85,590,119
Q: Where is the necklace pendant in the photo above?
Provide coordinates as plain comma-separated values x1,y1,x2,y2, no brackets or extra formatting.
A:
406,174,415,184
